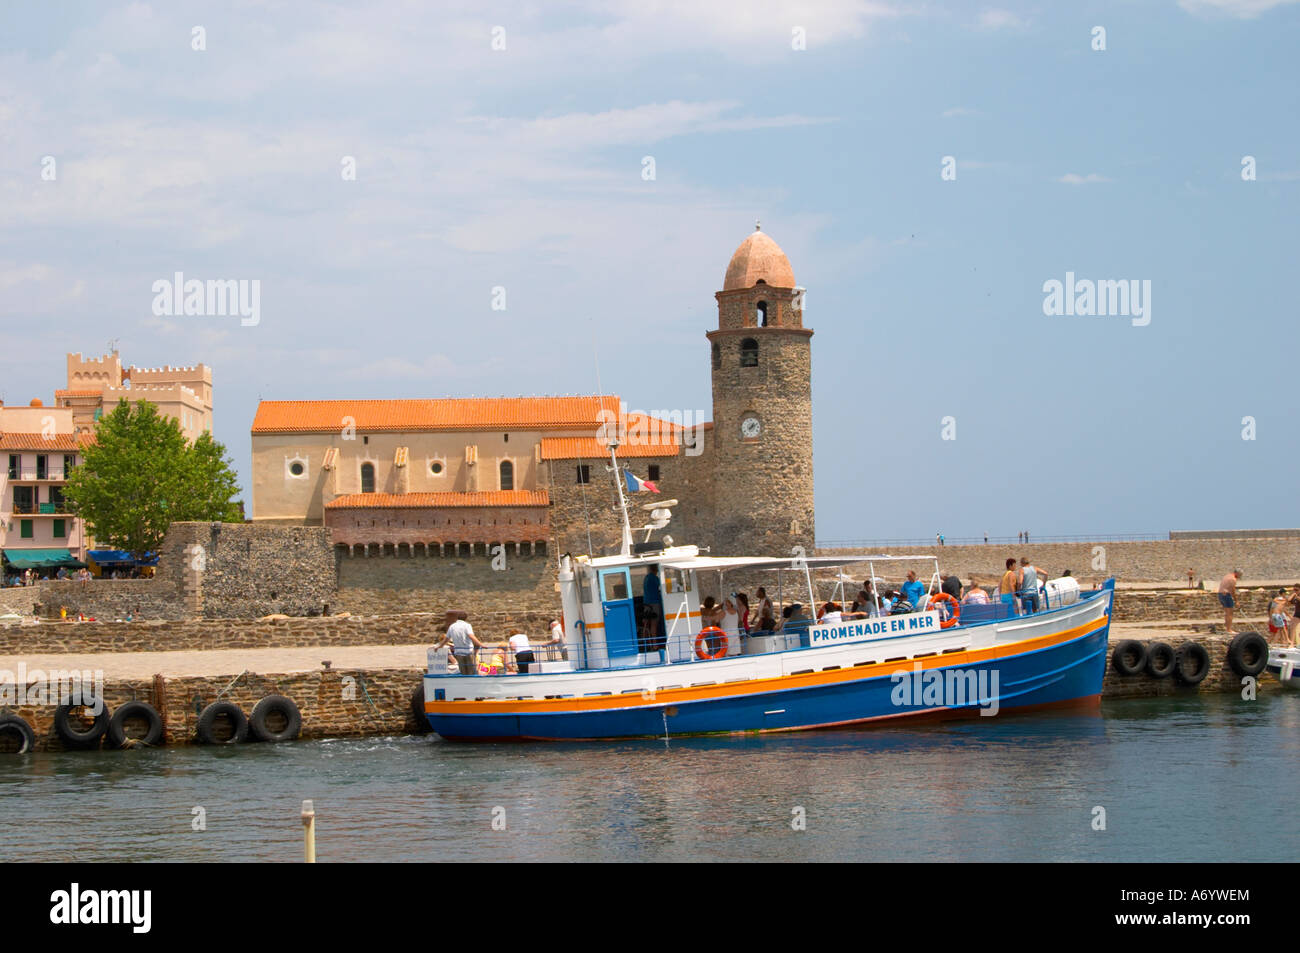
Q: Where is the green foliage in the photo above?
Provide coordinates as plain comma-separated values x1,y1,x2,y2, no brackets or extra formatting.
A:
62,400,242,557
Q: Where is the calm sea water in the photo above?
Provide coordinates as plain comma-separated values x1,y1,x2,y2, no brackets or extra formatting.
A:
3,693,1297,862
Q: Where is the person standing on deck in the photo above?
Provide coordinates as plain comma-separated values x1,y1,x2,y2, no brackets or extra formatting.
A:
507,628,535,674
998,558,1020,614
545,619,567,660
1218,570,1243,635
720,595,741,640
642,564,663,644
433,609,482,675
900,570,925,611
1286,585,1300,648
1018,557,1046,614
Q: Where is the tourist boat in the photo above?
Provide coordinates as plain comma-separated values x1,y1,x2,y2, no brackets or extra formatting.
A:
1265,647,1300,690
423,447,1115,740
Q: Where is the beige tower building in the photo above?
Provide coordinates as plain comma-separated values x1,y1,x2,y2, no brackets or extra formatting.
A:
706,225,815,557
58,352,212,442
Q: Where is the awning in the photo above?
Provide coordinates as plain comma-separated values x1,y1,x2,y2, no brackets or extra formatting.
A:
87,549,159,567
2,548,86,569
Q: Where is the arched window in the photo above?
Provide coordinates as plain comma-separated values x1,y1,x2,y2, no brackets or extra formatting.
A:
740,338,759,367
712,342,721,370
500,460,514,491
360,462,375,493
757,301,768,326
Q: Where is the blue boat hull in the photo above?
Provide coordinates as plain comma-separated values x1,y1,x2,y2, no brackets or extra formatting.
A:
426,622,1110,741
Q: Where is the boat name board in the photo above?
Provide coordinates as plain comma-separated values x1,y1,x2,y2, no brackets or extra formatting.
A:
808,611,942,646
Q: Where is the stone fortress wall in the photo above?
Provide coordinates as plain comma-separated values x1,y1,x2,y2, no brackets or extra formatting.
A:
8,522,1299,637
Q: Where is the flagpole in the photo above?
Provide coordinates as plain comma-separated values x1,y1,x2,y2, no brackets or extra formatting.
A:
608,442,634,557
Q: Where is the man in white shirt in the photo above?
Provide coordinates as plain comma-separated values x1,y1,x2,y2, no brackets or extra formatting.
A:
433,610,482,675
507,628,535,673
545,619,567,660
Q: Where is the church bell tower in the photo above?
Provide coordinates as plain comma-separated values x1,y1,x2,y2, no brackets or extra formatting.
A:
707,224,815,557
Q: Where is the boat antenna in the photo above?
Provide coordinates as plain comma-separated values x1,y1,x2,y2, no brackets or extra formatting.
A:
607,440,634,557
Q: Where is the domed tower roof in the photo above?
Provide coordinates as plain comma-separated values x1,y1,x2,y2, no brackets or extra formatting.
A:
722,224,795,291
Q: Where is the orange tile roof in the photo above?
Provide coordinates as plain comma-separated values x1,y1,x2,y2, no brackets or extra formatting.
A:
540,437,679,459
252,397,623,434
55,389,104,398
325,490,549,509
0,432,93,451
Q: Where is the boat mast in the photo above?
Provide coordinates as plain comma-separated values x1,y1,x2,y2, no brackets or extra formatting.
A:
607,441,634,557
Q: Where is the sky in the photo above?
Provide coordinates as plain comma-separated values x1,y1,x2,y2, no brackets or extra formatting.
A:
1,0,1296,544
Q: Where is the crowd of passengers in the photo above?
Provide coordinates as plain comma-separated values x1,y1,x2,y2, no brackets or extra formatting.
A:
699,557,1065,638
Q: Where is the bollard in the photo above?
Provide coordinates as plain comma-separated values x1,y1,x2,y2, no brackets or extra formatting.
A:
302,799,316,863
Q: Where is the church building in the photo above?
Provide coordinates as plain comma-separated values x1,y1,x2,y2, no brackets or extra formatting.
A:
249,226,815,566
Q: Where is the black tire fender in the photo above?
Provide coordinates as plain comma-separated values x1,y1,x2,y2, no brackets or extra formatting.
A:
108,700,165,748
410,683,431,734
1144,641,1176,679
195,701,249,745
53,695,110,749
1174,642,1212,686
248,695,302,743
0,713,37,754
1110,639,1147,677
1227,631,1268,678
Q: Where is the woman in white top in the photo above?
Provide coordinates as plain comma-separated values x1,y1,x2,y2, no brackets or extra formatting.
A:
719,597,740,641
507,628,535,673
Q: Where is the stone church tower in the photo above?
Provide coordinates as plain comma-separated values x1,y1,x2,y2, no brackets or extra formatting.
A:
707,225,815,557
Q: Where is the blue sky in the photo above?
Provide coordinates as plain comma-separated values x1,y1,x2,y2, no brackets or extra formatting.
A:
1,0,1296,542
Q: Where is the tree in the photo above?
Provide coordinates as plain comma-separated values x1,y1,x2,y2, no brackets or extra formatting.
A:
63,400,242,557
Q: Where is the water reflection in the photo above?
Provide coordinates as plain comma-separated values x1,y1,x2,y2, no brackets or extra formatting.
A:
0,694,1295,862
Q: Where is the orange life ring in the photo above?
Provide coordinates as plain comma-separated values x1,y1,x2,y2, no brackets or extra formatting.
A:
695,626,728,660
927,593,961,629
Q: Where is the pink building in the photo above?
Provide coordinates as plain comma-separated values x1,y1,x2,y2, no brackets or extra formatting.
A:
0,400,90,577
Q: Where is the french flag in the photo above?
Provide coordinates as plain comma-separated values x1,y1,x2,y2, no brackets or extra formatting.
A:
624,469,659,493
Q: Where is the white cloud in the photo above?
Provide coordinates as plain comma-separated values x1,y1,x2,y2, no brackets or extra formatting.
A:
941,107,984,118
976,8,1027,30
1058,173,1113,185
1178,0,1300,17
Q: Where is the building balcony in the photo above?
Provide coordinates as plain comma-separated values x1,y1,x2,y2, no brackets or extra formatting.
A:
8,502,73,516
6,471,68,483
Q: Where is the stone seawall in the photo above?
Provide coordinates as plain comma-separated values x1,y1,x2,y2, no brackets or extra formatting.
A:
0,589,40,617
10,667,426,752
821,539,1300,585
334,547,558,616
1101,631,1261,698
0,610,557,656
